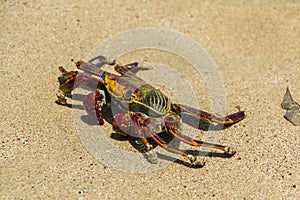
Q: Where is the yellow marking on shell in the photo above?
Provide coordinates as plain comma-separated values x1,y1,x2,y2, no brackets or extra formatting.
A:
103,73,126,98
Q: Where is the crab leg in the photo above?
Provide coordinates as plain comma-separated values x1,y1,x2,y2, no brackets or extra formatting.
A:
114,62,151,82
129,113,205,165
174,104,245,125
130,112,158,164
167,129,235,154
75,55,115,76
75,61,106,77
76,60,141,78
142,126,205,166
163,114,235,154
88,55,115,67
114,62,139,75
83,90,106,125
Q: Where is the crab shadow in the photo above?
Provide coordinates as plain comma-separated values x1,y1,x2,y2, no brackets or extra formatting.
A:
156,150,234,169
111,130,235,168
57,97,237,168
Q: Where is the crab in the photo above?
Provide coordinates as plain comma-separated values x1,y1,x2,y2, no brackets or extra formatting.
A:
56,55,246,166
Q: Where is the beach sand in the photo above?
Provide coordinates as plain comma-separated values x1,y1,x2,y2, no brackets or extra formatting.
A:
1,0,299,199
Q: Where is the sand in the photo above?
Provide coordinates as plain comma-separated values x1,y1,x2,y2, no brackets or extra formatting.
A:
1,0,299,199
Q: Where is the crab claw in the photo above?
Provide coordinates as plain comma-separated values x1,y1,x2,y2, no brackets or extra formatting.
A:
113,113,131,136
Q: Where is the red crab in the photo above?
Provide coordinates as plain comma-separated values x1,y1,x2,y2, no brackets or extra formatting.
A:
56,56,246,166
